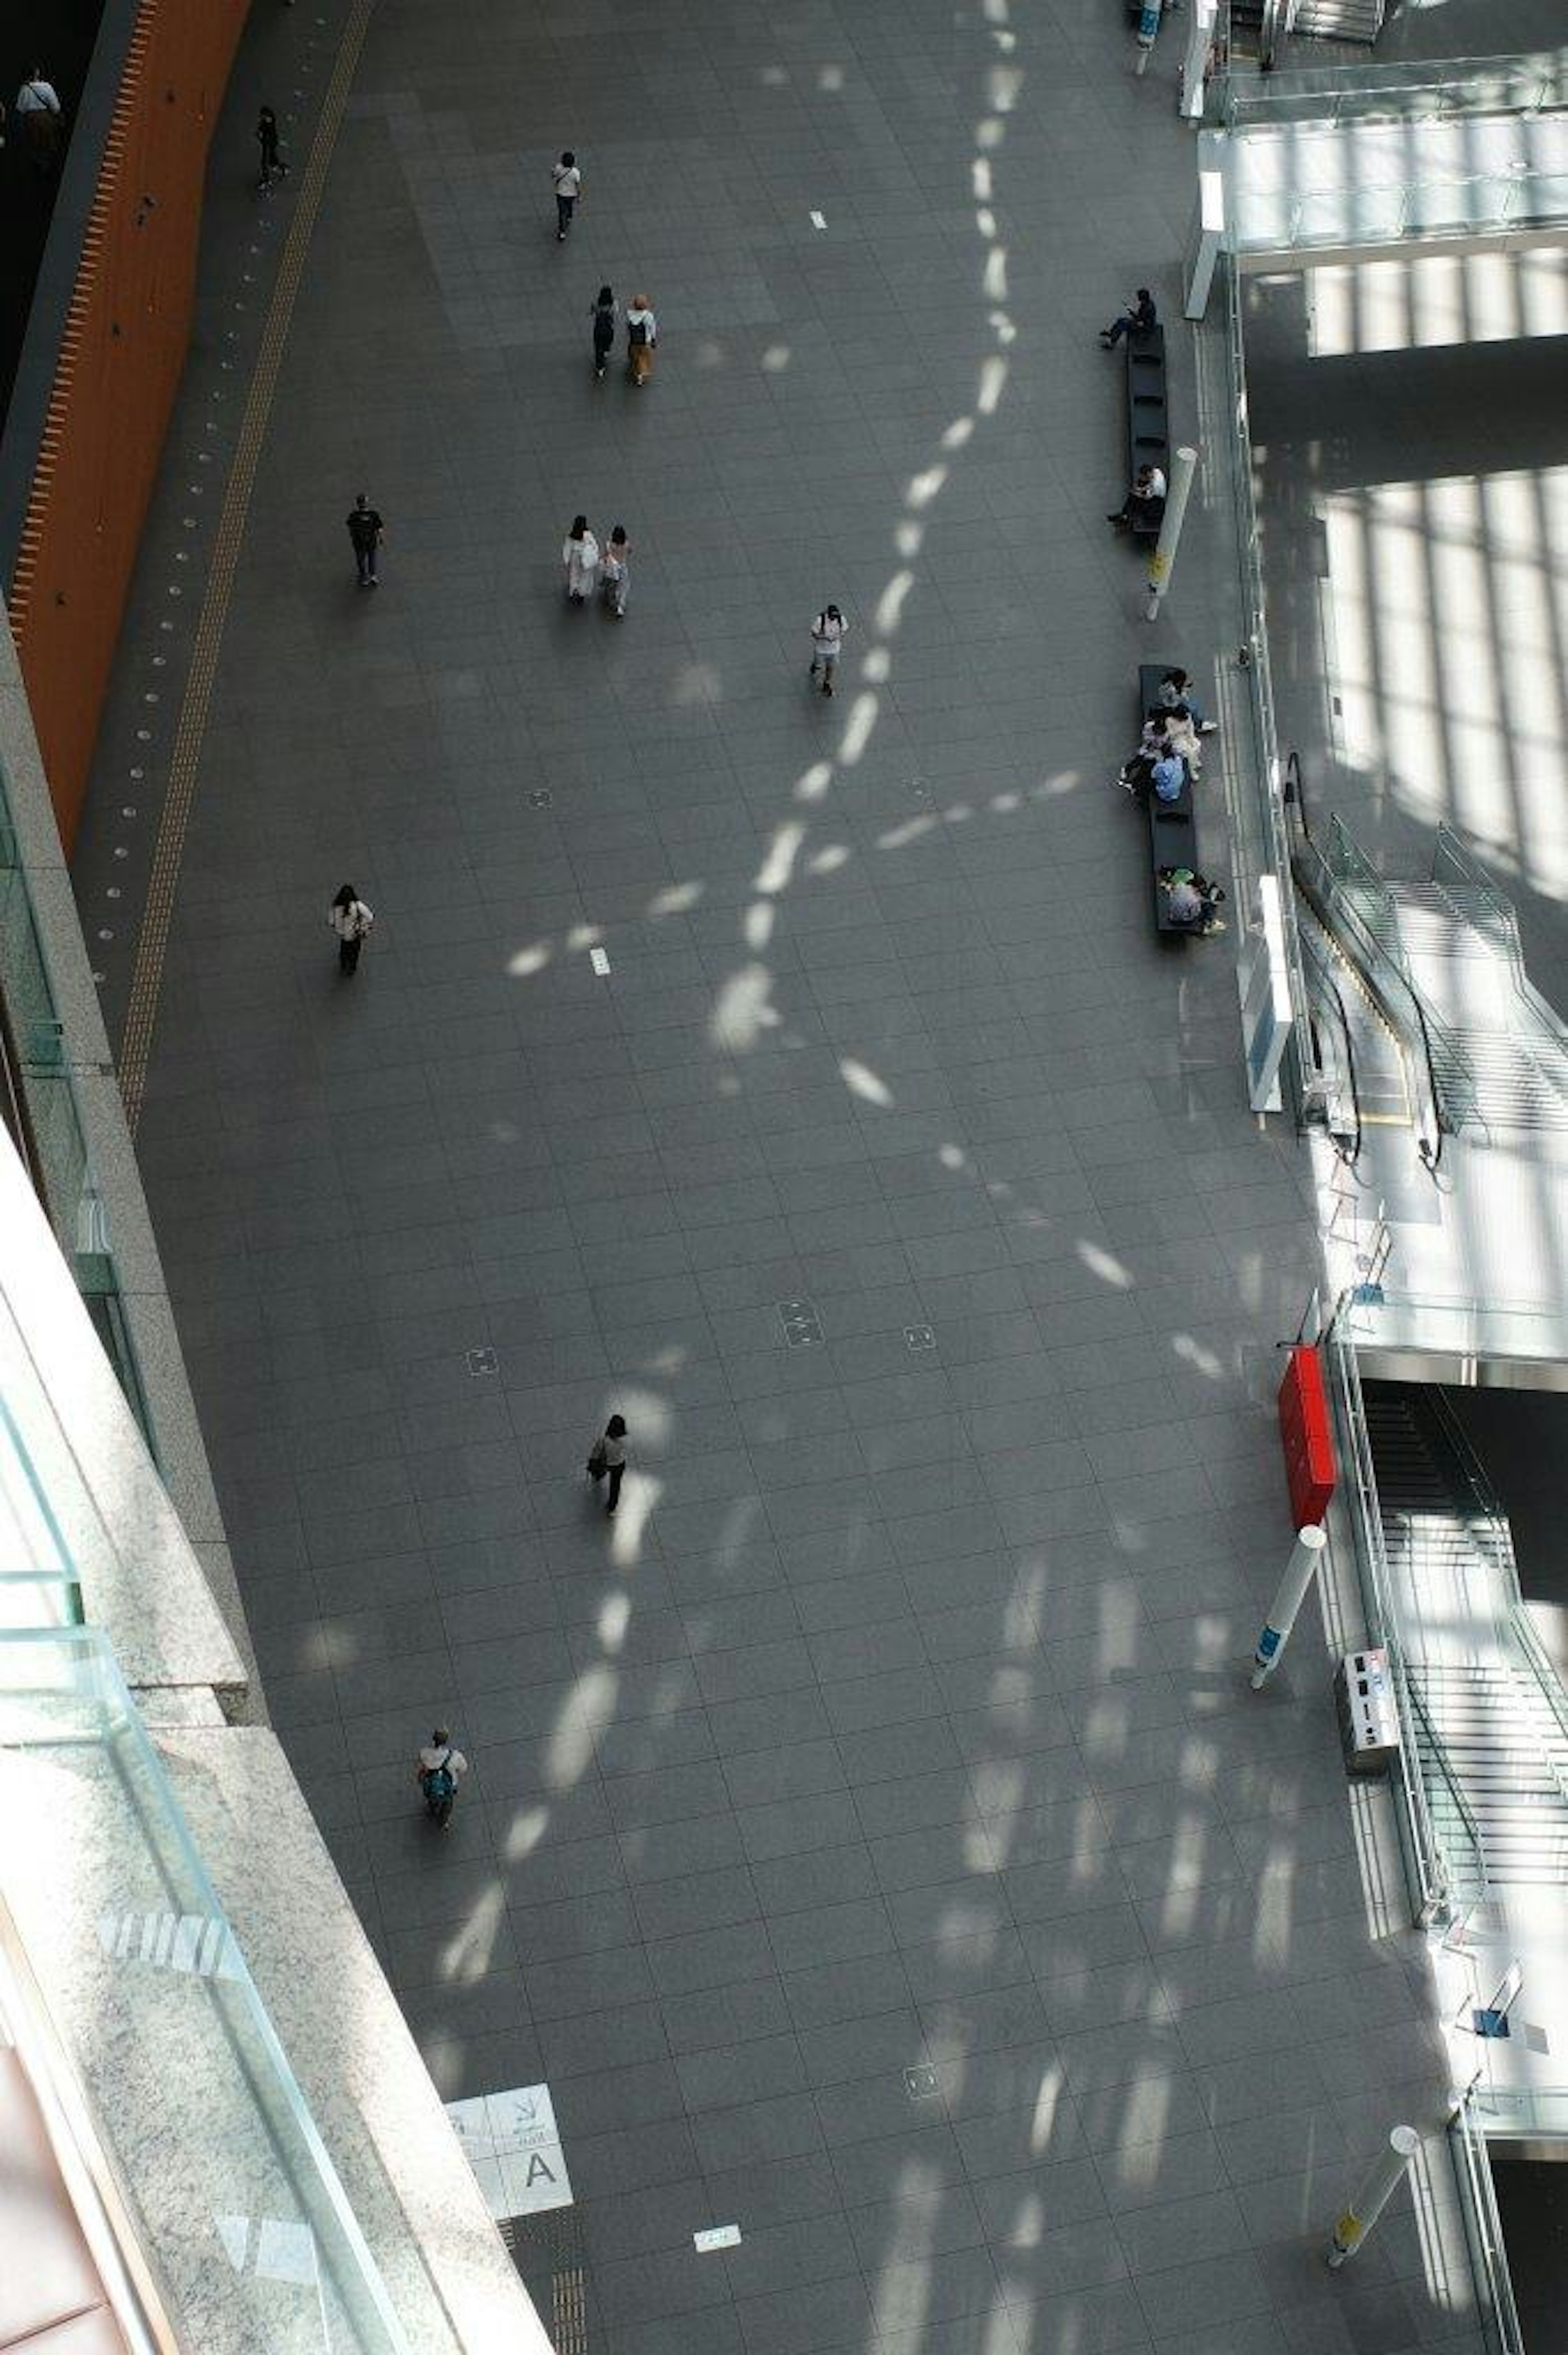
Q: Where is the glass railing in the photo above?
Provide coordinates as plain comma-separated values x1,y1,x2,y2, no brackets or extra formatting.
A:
0,1623,425,2355
1194,246,1319,1120
1325,1309,1453,1921
1221,49,1568,128
1339,1286,1568,1369
0,761,150,1451
1449,2092,1526,2355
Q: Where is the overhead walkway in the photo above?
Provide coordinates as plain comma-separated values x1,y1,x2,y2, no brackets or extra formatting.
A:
1195,53,1568,274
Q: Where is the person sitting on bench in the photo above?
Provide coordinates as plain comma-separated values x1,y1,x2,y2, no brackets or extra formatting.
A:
1159,867,1227,934
1122,743,1188,803
1100,288,1157,348
1109,462,1166,532
1159,668,1217,735
1120,707,1199,792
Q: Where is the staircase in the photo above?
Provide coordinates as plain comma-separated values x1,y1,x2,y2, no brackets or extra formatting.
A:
1362,1383,1568,1891
1386,874,1568,1132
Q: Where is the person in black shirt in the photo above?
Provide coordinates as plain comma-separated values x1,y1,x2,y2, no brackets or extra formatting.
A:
1100,287,1157,348
256,107,287,192
346,493,384,587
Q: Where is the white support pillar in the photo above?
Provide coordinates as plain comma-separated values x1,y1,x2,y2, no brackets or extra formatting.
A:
1185,160,1225,319
1327,2128,1420,2270
1251,1525,1327,1688
1180,0,1217,120
1144,446,1198,623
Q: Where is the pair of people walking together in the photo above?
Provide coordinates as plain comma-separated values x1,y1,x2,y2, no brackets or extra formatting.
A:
589,287,657,386
562,518,630,614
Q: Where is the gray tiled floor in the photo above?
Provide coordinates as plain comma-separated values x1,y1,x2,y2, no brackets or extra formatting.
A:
72,0,1490,2351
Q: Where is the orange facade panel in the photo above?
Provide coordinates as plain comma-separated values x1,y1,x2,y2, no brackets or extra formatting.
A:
9,0,250,851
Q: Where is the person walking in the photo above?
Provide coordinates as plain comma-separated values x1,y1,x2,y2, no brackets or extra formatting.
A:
590,286,617,380
624,295,657,387
587,1416,628,1516
415,1728,469,1828
600,525,630,617
562,516,600,604
809,605,847,697
346,492,384,586
552,150,582,239
16,69,63,174
329,884,375,975
256,105,287,191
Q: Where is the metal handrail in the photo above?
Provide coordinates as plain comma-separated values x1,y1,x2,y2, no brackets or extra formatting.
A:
1448,2094,1526,2355
1327,1309,1450,1919
1405,1673,1487,1902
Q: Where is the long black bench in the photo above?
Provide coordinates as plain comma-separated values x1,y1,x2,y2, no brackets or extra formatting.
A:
1134,662,1203,937
1125,327,1169,543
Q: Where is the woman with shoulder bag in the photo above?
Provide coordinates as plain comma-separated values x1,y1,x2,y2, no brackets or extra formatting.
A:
586,1415,628,1514
328,883,374,975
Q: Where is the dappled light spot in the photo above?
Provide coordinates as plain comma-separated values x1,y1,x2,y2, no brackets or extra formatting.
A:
1030,2061,1065,2154
942,416,976,451
648,880,703,917
862,647,891,683
1037,768,1081,798
674,661,721,705
876,812,939,851
944,801,973,823
975,209,997,241
840,1057,895,1108
906,464,947,510
611,1474,660,1567
876,570,917,633
972,159,993,200
710,963,779,1051
762,343,791,372
567,922,603,950
506,941,552,977
760,64,787,85
794,760,833,803
984,248,1009,302
808,844,850,875
1114,2072,1173,2172
618,1387,673,1446
895,520,924,558
940,1143,967,1169
976,117,1003,150
503,1805,549,1862
1171,1331,1224,1378
818,62,844,90
439,1885,507,1984
599,1591,631,1653
546,1665,619,1790
989,310,1017,346
837,691,879,765
989,64,1022,109
744,901,775,949
755,820,805,896
978,354,1009,412
990,792,1020,812
1077,1239,1133,1290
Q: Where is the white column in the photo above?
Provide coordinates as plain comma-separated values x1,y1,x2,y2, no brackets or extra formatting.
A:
1180,0,1217,120
1184,156,1225,319
1327,2128,1420,2269
1251,1525,1328,1688
1145,446,1198,623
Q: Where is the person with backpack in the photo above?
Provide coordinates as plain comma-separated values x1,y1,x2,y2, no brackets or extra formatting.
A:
625,295,657,387
586,1415,628,1515
590,285,617,380
15,70,63,174
345,492,384,586
808,605,848,697
416,1728,468,1827
328,883,375,974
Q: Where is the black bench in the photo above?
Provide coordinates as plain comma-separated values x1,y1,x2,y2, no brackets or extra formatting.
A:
1134,662,1203,936
1125,327,1169,543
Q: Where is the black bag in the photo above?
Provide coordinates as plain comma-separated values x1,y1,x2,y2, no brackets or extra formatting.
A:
587,1441,608,1479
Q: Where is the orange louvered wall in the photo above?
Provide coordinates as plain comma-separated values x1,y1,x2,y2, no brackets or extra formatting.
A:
8,0,251,851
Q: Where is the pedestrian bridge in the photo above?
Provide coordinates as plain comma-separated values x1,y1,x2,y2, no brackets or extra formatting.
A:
1195,52,1568,272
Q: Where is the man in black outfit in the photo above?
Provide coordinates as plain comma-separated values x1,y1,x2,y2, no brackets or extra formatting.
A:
346,493,384,586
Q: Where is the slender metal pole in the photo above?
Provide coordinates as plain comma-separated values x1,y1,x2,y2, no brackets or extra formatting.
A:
1145,446,1198,622
1251,1525,1328,1688
1327,2128,1420,2269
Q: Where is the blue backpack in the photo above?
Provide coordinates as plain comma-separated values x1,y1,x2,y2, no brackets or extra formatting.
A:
1152,756,1184,803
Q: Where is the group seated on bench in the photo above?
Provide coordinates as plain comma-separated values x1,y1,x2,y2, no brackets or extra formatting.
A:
1125,662,1225,938
1102,286,1169,544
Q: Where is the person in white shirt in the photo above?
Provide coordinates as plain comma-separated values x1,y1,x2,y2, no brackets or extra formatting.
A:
625,297,657,386
552,151,582,239
808,606,848,698
328,883,374,975
416,1730,469,1826
563,515,599,604
600,525,630,617
16,70,63,174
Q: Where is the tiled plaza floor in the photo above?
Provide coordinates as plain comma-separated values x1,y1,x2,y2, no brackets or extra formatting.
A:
72,4,1484,2353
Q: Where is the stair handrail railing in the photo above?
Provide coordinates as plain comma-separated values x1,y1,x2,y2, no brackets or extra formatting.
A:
1323,816,1472,1137
1405,1670,1488,1906
1448,2087,1527,2355
1327,1310,1452,1920
1294,826,1453,1155
1432,827,1568,1065
1423,1387,1568,1789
